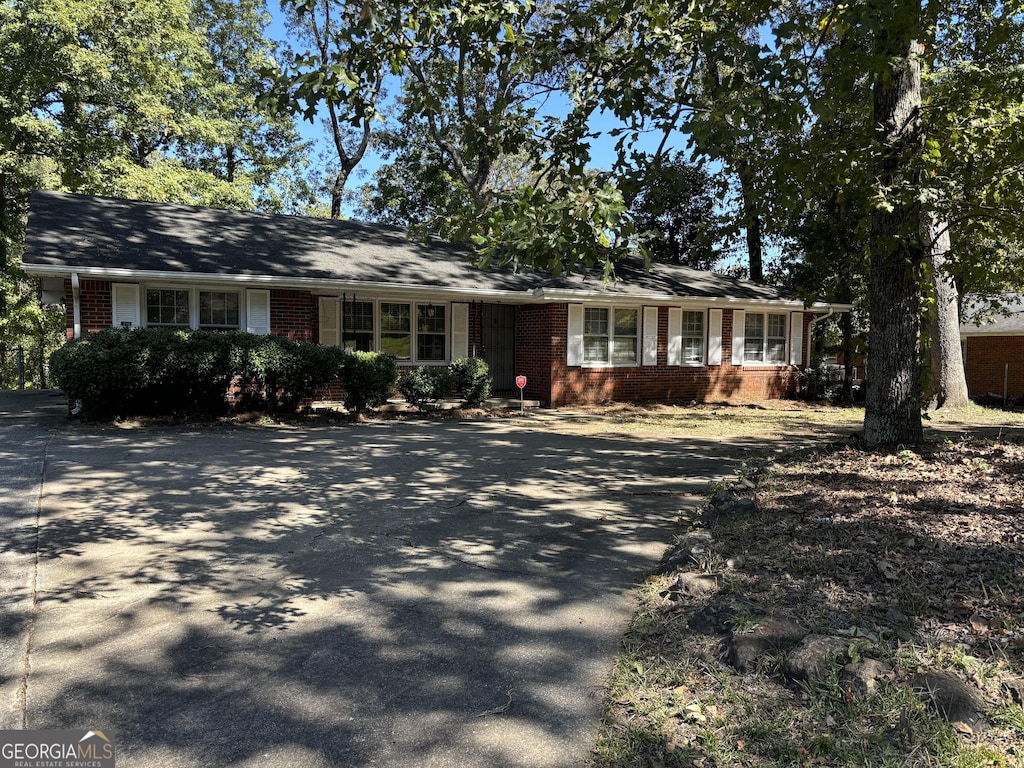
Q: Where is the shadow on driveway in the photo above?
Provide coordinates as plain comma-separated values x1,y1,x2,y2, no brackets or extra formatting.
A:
1,397,769,767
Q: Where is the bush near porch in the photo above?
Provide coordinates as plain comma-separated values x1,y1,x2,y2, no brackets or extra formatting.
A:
49,327,399,419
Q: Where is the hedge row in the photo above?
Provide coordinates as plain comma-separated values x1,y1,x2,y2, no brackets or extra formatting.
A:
49,328,399,419
398,356,492,410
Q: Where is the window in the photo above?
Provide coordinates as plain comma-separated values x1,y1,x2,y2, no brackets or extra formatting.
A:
342,300,374,352
380,302,412,360
744,312,787,363
199,291,240,328
767,313,787,363
743,313,764,362
583,306,638,365
341,301,450,363
146,289,189,327
417,304,446,361
681,310,704,364
612,308,638,364
583,307,609,363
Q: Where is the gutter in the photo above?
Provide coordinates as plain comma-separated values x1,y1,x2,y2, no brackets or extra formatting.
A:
22,264,530,303
71,273,81,339
26,264,853,312
805,308,837,362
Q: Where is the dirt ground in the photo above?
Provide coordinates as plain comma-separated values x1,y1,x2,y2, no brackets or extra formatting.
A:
583,404,1024,767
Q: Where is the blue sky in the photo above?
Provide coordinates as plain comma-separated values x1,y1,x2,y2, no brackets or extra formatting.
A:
262,4,693,215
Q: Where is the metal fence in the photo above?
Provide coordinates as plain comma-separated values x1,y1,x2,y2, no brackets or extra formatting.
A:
0,346,50,390
0,346,27,390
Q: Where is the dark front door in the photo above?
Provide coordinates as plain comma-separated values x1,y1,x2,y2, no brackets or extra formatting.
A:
481,304,516,393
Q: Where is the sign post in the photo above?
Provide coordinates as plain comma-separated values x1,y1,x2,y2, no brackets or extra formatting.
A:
515,375,527,413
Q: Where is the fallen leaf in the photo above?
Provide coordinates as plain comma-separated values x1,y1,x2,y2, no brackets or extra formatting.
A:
877,559,899,580
951,721,975,736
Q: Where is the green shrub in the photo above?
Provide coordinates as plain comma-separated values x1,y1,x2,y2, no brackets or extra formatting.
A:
51,328,346,418
398,366,452,411
796,361,843,402
51,328,148,419
449,356,491,407
142,328,234,415
228,334,346,412
340,351,399,413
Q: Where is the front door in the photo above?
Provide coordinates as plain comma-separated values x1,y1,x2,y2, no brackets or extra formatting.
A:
481,304,516,393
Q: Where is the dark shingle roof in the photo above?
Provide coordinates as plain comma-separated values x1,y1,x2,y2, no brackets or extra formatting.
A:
23,190,536,292
961,295,1024,335
22,190,802,305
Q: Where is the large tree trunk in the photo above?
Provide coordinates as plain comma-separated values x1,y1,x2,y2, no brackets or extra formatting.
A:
923,215,970,409
863,32,925,448
737,160,763,283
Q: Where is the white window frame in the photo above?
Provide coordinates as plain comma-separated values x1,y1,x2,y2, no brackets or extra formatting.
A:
327,296,452,364
198,289,242,329
144,286,192,328
680,310,705,366
131,284,250,332
581,305,640,367
379,301,414,360
742,311,789,365
341,298,375,352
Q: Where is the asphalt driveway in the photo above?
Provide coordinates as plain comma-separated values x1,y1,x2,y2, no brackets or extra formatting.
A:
0,392,752,767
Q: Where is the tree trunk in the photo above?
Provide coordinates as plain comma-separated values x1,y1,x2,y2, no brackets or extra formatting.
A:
225,144,237,184
923,215,970,409
330,167,350,220
737,161,763,283
863,32,925,448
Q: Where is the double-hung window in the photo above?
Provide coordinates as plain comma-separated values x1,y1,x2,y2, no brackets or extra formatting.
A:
583,307,638,365
380,302,412,360
199,291,240,329
376,301,448,362
744,312,788,364
147,288,242,329
416,304,446,362
146,289,190,327
343,300,374,352
681,310,704,364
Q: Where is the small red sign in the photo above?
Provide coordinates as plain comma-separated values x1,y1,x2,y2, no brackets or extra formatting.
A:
515,375,527,390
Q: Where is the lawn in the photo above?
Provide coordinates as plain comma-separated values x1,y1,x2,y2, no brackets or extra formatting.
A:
569,403,1024,768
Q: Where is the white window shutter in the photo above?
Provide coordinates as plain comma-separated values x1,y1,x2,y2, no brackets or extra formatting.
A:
642,307,659,365
451,303,469,359
708,309,723,365
567,304,584,366
319,296,339,346
246,289,271,335
111,283,140,328
731,310,745,366
667,308,683,366
790,312,804,366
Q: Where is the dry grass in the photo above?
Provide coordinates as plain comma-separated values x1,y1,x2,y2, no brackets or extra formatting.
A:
588,412,1024,768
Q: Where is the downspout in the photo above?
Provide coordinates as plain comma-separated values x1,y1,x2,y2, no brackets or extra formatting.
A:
805,308,836,365
71,272,81,339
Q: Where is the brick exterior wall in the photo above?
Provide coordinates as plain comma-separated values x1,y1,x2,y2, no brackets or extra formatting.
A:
515,304,559,403
964,336,1024,399
270,289,317,341
519,305,800,406
60,281,808,406
65,277,114,339
468,301,483,358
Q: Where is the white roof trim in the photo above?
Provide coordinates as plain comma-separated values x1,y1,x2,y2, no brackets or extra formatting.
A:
22,263,851,311
21,264,528,302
